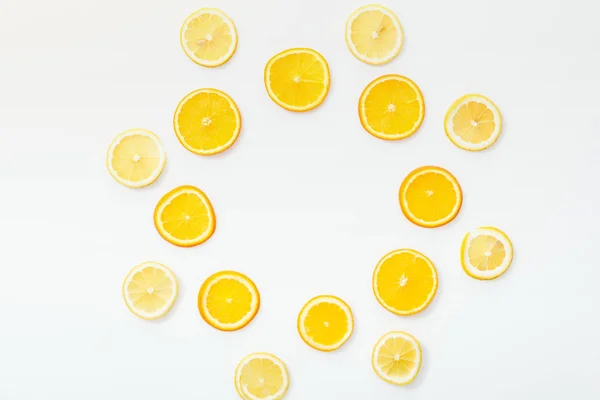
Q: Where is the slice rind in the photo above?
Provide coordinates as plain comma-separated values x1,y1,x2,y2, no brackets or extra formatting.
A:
198,271,260,331
235,353,289,400
346,5,403,65
174,88,241,155
122,261,178,320
154,185,216,247
297,295,353,352
399,166,462,228
445,94,502,151
359,74,425,140
372,331,422,385
373,249,438,316
180,8,237,67
462,227,513,280
106,129,166,188
264,48,330,112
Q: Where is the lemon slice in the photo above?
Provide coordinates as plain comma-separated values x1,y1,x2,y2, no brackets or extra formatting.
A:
264,48,330,112
445,94,502,151
359,74,425,140
399,166,462,228
174,88,241,155
346,5,403,65
297,295,353,352
122,261,178,320
462,227,513,280
373,249,437,316
372,331,422,385
198,271,260,331
154,185,216,247
106,129,166,188
180,8,237,67
235,353,289,400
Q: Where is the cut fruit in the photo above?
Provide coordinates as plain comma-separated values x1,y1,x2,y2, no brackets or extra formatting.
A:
122,261,178,320
297,295,353,352
198,271,260,331
180,8,237,67
373,249,437,316
264,48,330,112
346,5,403,65
359,75,424,140
462,226,513,280
445,94,502,151
235,353,289,400
106,129,166,188
174,88,241,155
154,185,216,247
399,166,462,228
372,331,422,386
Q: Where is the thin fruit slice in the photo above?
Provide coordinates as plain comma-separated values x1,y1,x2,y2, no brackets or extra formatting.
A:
297,295,353,352
264,48,330,112
372,331,422,385
445,94,502,151
346,5,403,65
154,185,216,247
122,261,178,320
359,75,424,140
373,249,438,316
180,8,237,67
399,166,462,228
462,226,513,280
198,271,260,331
106,129,166,188
235,353,289,400
174,88,241,155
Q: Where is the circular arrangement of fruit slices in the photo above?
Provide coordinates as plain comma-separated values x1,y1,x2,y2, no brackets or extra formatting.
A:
107,4,514,397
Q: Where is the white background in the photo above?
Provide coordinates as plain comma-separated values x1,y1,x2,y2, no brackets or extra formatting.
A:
1,0,599,398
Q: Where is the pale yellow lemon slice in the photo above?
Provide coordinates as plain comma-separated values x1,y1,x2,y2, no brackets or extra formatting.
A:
359,74,424,140
399,166,462,228
174,88,241,155
106,129,165,188
346,5,403,65
122,261,177,320
235,353,289,400
264,48,330,112
372,331,422,385
462,227,513,280
153,185,216,247
445,94,502,151
198,271,260,331
373,249,437,316
180,8,237,67
297,295,353,352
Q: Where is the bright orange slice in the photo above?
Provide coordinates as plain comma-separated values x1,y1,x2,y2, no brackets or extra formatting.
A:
297,295,353,352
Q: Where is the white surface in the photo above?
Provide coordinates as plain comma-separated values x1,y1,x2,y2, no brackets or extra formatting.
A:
0,0,599,398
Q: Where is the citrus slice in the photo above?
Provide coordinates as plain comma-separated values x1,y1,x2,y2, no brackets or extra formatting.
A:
399,166,462,228
359,74,424,140
122,261,178,320
372,331,422,385
373,249,438,316
461,227,513,280
235,353,289,400
106,129,166,188
180,8,237,67
174,88,241,155
445,94,502,151
297,295,353,352
264,48,330,112
346,5,403,65
198,271,260,331
154,185,216,247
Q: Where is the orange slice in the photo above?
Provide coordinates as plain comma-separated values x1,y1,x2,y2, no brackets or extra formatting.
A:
297,295,353,352
372,331,422,385
462,227,514,280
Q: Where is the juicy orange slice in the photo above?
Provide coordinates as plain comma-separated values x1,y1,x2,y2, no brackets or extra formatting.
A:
297,295,353,352
372,331,422,385
373,249,438,316
359,74,424,140
445,94,502,151
235,353,289,400
399,166,462,228
462,227,513,280
122,261,177,320
153,185,216,247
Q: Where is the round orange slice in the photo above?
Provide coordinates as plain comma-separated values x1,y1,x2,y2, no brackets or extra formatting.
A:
297,295,353,352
